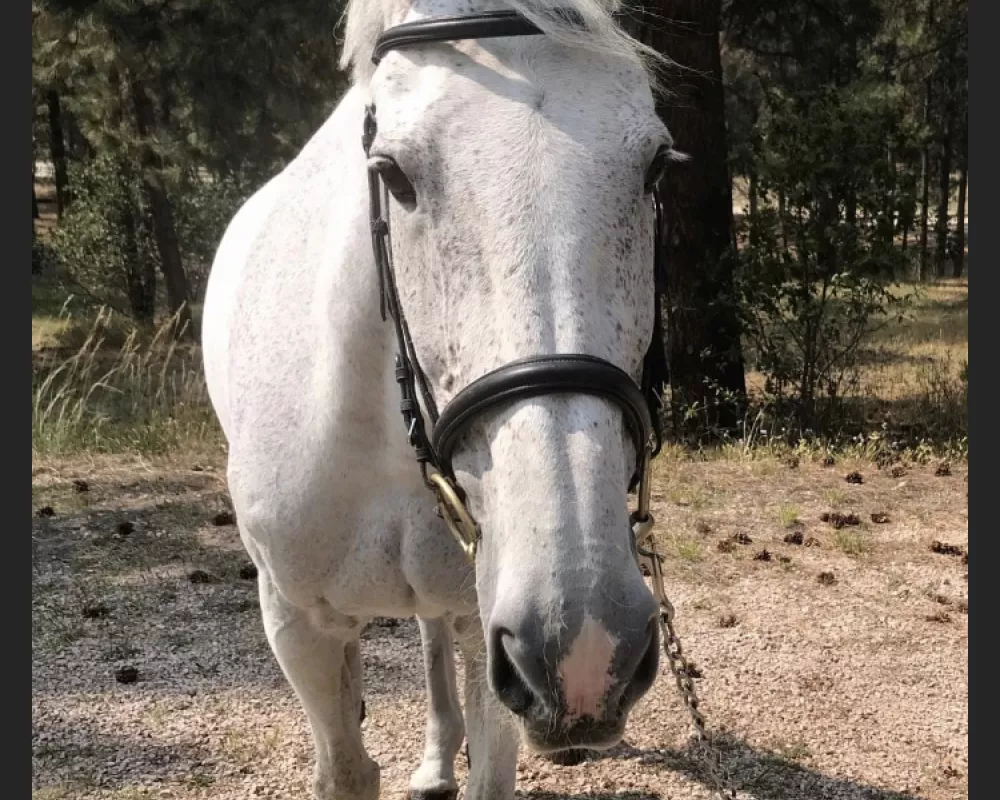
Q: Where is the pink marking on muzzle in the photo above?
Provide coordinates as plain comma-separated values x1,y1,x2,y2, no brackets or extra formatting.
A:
557,614,618,720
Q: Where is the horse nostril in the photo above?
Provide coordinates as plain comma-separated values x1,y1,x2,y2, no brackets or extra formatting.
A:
619,616,659,713
490,629,534,716
634,617,660,687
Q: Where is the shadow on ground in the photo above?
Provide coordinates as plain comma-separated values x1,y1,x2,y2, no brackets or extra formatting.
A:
32,482,430,699
533,737,932,800
33,715,213,791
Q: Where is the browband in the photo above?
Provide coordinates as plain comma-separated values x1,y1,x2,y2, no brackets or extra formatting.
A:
372,9,585,64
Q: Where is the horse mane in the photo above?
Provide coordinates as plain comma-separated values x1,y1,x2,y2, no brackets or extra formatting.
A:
338,0,666,87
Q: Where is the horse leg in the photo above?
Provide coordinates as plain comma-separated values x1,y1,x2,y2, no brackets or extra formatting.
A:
453,616,519,800
409,615,465,800
258,570,378,800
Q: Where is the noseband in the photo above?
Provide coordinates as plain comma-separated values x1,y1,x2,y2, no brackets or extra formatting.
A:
363,10,668,561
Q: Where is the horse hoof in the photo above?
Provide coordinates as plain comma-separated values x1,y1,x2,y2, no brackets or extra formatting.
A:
543,748,591,766
408,791,458,800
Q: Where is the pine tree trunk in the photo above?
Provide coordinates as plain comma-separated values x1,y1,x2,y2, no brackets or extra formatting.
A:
46,89,69,219
116,158,155,323
917,1,935,281
884,45,898,247
778,188,788,251
143,178,191,335
65,110,94,162
626,0,747,437
917,76,933,281
119,185,152,323
885,141,898,248
130,77,192,338
952,130,967,278
933,149,951,278
32,159,40,274
32,159,39,220
108,65,157,323
934,58,957,276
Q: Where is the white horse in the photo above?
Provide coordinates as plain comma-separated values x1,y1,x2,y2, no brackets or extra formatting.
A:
202,0,676,797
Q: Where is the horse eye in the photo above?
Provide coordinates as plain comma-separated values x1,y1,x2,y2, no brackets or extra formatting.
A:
643,146,671,194
371,157,416,209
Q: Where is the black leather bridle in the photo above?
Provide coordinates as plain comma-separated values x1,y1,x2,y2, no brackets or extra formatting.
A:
362,9,668,560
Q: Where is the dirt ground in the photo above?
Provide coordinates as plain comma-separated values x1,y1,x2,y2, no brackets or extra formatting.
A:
32,451,968,800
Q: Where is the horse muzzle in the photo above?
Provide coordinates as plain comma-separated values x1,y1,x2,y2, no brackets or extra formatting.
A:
486,595,660,751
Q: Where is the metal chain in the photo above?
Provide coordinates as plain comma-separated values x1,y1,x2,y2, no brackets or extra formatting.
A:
637,534,738,800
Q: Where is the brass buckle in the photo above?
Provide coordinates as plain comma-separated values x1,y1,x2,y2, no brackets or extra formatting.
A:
428,473,479,563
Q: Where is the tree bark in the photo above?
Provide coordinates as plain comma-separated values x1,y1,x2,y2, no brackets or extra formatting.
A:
108,65,156,323
130,77,192,337
917,1,935,281
627,0,747,437
32,159,39,220
917,77,933,281
118,171,154,323
46,89,69,218
777,188,788,251
884,42,898,248
65,109,94,162
952,120,967,278
934,48,957,277
32,159,41,274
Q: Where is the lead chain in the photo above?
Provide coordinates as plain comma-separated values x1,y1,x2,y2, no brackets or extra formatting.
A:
639,536,738,800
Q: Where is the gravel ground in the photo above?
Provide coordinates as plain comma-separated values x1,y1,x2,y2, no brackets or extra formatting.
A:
32,454,968,800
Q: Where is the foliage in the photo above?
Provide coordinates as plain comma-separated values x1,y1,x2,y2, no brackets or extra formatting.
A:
46,154,154,314
718,0,964,428
738,224,906,427
32,0,347,324
45,156,252,316
173,170,256,300
733,84,913,425
34,0,346,180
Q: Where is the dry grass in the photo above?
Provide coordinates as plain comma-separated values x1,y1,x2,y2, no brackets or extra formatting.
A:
648,447,967,597
731,175,970,220
864,280,969,429
31,278,966,463
777,504,802,527
32,314,73,351
833,528,875,557
32,309,223,458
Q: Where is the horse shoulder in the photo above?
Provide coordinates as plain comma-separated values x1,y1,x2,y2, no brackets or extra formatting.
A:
203,87,369,438
202,172,289,439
